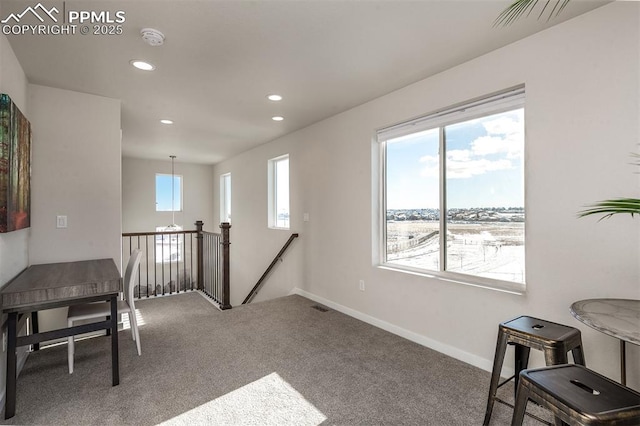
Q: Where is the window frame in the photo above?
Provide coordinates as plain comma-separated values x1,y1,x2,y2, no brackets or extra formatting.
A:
377,87,526,294
268,154,290,230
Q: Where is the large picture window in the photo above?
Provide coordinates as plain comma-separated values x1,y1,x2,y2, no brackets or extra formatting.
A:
379,87,525,291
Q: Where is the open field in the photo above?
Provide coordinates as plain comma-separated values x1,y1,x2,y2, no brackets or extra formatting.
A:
386,221,525,283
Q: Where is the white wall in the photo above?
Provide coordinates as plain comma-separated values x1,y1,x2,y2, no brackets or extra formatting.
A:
28,85,122,267
0,32,30,411
28,84,122,335
213,2,640,388
213,139,304,306
122,157,215,233
0,34,29,287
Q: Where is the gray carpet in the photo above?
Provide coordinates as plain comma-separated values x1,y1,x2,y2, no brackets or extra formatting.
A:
1,292,551,425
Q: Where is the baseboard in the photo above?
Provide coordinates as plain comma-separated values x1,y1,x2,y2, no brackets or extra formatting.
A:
289,287,513,377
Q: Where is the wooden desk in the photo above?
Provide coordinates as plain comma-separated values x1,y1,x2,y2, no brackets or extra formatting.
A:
570,298,640,386
0,259,121,419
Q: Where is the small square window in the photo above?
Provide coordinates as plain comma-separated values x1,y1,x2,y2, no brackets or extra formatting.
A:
156,174,182,212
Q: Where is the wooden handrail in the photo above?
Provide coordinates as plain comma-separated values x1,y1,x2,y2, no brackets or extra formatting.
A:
242,233,299,304
123,230,197,237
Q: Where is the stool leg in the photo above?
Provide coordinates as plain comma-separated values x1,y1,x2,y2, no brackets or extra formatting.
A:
571,346,585,366
514,344,530,399
510,380,529,426
483,329,508,426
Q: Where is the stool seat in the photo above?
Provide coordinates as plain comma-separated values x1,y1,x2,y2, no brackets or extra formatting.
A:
483,316,585,425
512,364,640,425
502,317,583,356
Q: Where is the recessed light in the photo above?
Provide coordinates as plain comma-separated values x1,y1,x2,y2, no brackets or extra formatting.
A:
272,116,284,121
267,94,283,101
130,60,155,71
160,119,173,125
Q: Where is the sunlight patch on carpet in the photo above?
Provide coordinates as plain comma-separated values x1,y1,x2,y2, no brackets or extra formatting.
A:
159,372,327,426
121,308,145,330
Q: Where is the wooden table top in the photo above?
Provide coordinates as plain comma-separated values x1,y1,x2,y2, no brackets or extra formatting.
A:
0,259,121,312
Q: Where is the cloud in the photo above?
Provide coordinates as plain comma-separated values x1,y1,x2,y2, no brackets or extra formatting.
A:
475,114,524,159
447,158,514,178
471,134,523,159
418,112,523,179
447,149,471,162
418,153,515,178
418,155,439,177
483,114,523,136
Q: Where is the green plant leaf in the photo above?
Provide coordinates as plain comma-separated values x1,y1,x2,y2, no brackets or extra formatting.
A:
578,198,640,220
495,0,571,26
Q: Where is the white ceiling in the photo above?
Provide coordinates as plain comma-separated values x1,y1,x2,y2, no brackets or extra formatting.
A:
2,0,607,165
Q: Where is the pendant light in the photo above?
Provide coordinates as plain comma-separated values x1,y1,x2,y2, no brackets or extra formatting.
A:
167,155,181,230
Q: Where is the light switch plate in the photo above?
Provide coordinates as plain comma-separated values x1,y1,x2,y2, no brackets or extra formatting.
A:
56,215,67,228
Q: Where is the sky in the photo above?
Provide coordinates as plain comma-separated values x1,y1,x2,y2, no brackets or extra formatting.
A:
386,108,524,210
156,174,182,211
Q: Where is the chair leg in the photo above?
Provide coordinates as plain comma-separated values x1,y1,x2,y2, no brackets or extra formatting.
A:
67,319,75,374
510,381,529,426
128,312,136,341
484,329,508,426
514,344,530,399
129,310,141,356
571,346,585,366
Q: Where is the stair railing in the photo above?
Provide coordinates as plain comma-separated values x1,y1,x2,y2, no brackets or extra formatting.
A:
242,233,299,304
122,220,231,309
196,221,231,309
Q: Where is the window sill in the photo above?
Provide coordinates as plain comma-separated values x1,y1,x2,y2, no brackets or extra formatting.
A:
377,264,526,295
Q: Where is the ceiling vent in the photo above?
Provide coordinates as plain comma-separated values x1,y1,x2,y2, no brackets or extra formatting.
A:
141,28,165,46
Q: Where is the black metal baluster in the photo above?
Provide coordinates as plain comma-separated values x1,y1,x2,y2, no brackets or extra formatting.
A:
161,233,165,295
145,235,149,298
136,236,141,299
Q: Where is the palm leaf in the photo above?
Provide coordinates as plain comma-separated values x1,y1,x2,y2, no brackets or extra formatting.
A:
578,198,640,220
494,0,571,26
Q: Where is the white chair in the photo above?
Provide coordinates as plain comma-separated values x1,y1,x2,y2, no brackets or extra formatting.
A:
67,249,143,374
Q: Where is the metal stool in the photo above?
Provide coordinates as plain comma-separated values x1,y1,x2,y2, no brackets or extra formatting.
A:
512,364,640,425
483,316,586,425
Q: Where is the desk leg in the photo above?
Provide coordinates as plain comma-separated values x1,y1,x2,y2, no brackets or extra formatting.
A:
110,295,119,386
31,312,39,351
620,340,626,386
5,312,17,419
